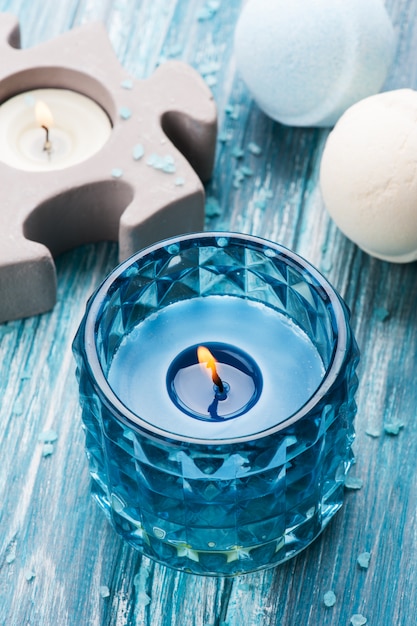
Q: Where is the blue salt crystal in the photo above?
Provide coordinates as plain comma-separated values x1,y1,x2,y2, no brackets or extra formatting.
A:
323,590,336,607
133,144,145,160
247,141,262,155
121,79,133,90
119,106,132,120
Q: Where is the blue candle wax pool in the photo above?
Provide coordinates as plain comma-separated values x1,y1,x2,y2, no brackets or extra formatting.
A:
108,295,325,440
167,341,263,421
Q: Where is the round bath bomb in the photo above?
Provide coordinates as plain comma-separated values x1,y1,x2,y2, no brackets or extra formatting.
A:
234,0,395,127
320,89,417,263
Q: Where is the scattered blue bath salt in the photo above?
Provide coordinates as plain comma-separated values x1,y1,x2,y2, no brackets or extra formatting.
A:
365,428,381,438
323,590,336,607
350,614,367,625
247,141,262,155
197,1,220,21
239,165,254,177
199,61,221,76
42,443,55,457
146,153,176,173
25,569,36,582
163,161,176,173
121,79,133,89
39,430,57,457
111,168,123,178
119,106,132,120
136,590,151,606
233,165,253,187
374,307,390,321
345,476,363,490
205,196,222,218
384,421,404,435
132,144,145,160
133,572,151,606
225,103,240,120
99,585,110,598
231,146,244,159
38,429,58,443
254,199,268,210
204,75,218,87
234,169,245,184
6,544,16,564
161,155,176,173
175,177,185,186
146,153,158,167
357,551,371,569
197,7,214,21
218,131,232,143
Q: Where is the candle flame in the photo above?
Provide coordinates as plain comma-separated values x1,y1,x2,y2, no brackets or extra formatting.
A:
197,346,224,392
35,100,54,128
197,345,216,371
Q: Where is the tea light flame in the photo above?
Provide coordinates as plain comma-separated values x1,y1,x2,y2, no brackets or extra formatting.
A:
197,345,224,393
35,100,54,128
35,100,54,152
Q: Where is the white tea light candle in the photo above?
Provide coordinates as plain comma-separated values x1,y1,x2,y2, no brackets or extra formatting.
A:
0,88,111,171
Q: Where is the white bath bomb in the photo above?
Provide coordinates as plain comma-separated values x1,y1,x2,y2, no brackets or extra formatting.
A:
234,0,395,127
320,89,417,262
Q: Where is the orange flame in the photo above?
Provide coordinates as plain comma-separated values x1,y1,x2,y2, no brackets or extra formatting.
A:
35,101,54,128
197,346,223,391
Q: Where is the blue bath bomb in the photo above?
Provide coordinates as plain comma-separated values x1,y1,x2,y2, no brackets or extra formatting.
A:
234,0,396,127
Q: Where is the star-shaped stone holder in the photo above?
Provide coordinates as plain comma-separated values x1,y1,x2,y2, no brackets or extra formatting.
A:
0,14,217,322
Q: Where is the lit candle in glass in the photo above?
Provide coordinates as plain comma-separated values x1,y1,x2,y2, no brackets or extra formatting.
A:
73,232,360,575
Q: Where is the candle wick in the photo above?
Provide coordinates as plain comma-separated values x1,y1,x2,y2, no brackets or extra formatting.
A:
197,346,227,396
212,370,224,394
41,125,52,153
207,357,224,393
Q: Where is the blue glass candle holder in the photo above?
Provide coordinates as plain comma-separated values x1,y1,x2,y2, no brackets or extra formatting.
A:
73,233,359,576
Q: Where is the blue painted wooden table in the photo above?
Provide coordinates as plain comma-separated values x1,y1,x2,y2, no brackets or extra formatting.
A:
1,1,416,624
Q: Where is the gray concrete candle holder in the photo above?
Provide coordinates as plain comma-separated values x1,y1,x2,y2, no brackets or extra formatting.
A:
0,14,217,322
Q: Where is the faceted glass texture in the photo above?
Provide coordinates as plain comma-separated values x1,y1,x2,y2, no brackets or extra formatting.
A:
73,233,359,575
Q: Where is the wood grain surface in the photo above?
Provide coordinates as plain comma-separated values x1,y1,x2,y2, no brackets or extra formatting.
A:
1,1,416,624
